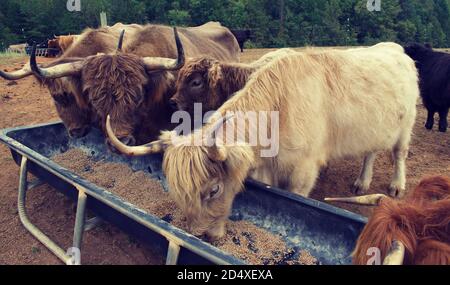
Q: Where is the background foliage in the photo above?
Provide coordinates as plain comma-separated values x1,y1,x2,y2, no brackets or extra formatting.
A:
1,0,449,49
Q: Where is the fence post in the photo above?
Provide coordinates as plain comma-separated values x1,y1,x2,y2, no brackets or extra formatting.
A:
100,12,108,27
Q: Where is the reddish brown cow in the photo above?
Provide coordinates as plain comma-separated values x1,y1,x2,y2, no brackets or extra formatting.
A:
326,176,450,265
55,35,79,53
47,39,59,50
47,35,79,56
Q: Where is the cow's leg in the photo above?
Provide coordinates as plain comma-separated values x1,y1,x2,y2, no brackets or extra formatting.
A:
353,152,377,195
389,133,411,198
289,159,320,197
249,166,273,186
425,109,435,130
438,108,449,133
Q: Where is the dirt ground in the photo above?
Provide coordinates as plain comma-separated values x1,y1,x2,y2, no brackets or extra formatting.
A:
0,49,449,265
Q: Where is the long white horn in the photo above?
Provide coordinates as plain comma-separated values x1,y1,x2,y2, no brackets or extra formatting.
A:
0,63,33,80
325,194,388,206
30,44,83,79
383,240,405,265
105,115,166,156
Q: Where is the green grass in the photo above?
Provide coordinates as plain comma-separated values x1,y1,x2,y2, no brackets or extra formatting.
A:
0,51,27,65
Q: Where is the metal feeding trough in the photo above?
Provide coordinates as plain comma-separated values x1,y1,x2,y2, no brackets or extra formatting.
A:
0,122,367,265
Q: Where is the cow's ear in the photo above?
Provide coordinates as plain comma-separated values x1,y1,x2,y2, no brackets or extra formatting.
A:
207,145,228,162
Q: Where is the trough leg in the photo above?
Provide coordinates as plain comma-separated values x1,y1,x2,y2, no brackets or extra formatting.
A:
166,239,181,265
73,190,87,251
84,216,103,232
353,153,377,195
17,156,72,264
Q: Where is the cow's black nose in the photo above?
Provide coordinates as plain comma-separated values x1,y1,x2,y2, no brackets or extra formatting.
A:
69,126,90,138
169,99,179,110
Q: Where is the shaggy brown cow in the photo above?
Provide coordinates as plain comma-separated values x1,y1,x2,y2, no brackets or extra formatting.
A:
1,22,240,144
326,176,450,265
0,23,140,138
33,22,238,146
171,48,296,116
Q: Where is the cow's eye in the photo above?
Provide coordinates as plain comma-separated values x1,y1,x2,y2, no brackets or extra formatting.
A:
191,78,203,88
208,184,223,200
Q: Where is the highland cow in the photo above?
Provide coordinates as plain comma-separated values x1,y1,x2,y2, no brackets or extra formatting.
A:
0,23,142,138
1,22,240,146
404,43,450,132
107,43,419,239
326,176,450,265
230,29,252,52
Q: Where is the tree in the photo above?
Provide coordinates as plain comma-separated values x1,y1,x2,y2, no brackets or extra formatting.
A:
1,0,450,49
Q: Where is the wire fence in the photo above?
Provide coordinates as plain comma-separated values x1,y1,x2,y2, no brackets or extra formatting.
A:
1,47,60,57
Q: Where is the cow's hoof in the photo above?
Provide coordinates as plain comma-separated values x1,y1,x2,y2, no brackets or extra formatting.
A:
425,123,433,130
438,125,448,133
352,180,369,195
388,185,404,198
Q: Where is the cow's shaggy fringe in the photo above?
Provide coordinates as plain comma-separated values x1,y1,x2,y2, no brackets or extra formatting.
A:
353,176,450,265
174,58,256,114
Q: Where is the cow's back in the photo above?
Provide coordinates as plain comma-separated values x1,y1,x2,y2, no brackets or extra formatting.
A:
61,24,142,59
288,46,418,158
232,44,419,161
124,23,240,63
185,22,240,61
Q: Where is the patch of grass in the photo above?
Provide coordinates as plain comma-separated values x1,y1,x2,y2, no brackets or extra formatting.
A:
0,51,27,65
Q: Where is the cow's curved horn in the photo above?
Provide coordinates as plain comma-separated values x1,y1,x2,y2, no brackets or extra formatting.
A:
0,63,33,80
105,115,167,156
142,27,185,71
117,30,125,51
325,194,388,206
30,44,83,79
383,240,405,265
